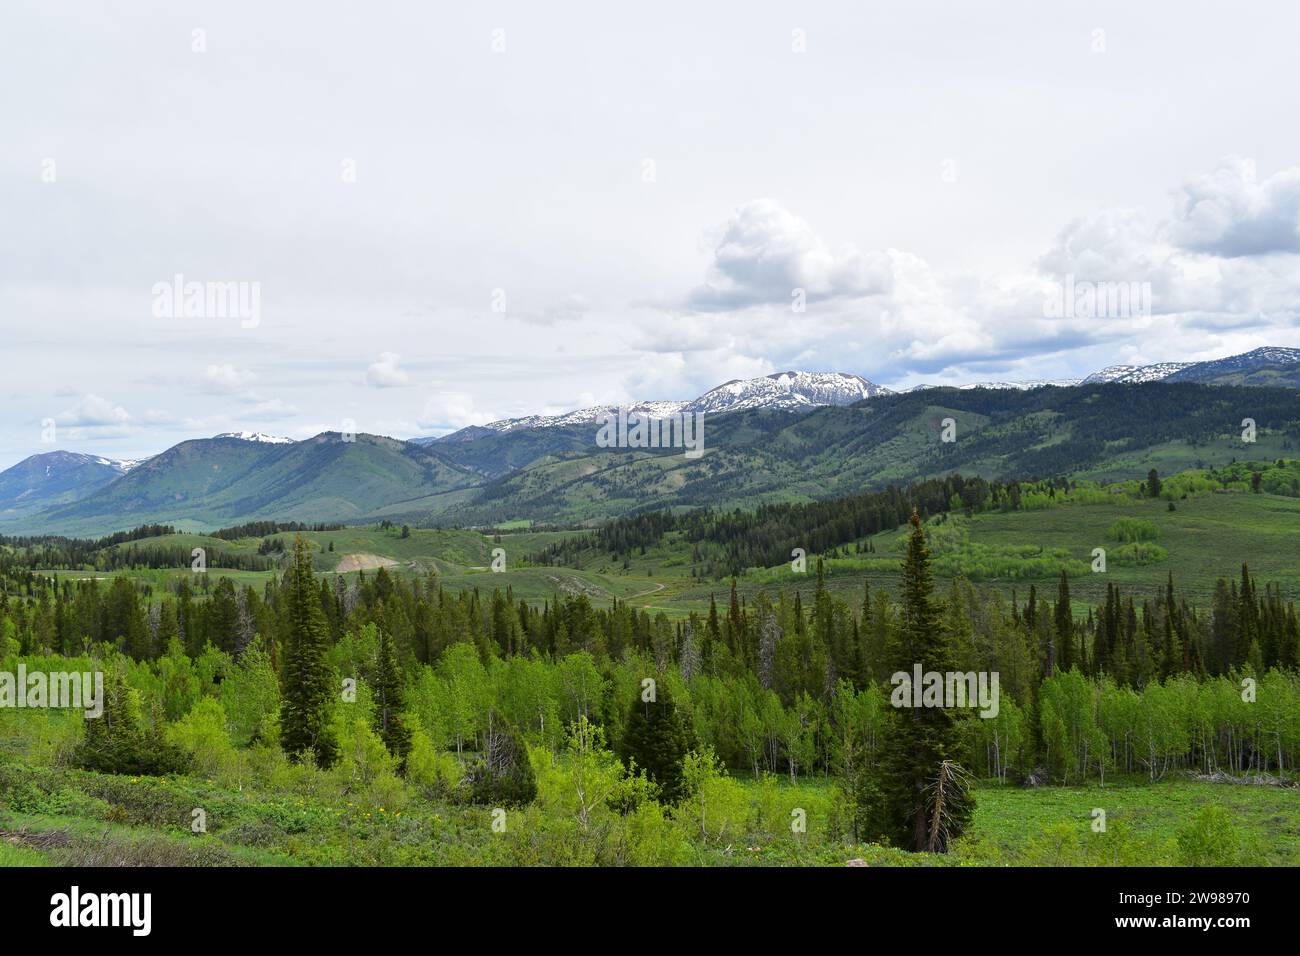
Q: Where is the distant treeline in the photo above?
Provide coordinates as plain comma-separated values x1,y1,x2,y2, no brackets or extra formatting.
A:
0,523,281,574
210,520,346,540
530,473,1073,577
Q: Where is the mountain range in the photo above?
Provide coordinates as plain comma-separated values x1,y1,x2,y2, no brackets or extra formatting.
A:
4,346,1300,536
419,346,1300,440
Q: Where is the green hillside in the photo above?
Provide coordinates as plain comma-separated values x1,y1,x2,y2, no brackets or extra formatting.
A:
419,382,1300,527
24,435,476,536
6,381,1300,538
18,461,1300,620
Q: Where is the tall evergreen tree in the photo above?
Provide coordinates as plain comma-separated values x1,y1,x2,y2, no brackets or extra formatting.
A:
280,537,339,768
1054,571,1073,673
619,681,694,803
869,512,973,852
372,624,412,769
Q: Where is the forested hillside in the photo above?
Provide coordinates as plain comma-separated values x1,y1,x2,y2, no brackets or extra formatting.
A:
7,382,1300,536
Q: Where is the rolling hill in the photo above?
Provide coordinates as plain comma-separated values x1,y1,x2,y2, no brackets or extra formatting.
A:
5,433,477,536
5,346,1300,536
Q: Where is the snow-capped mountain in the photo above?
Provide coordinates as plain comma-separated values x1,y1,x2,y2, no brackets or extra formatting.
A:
0,450,140,518
905,378,1081,392
683,371,890,414
420,346,1300,442
1080,348,1300,385
431,372,889,440
1165,347,1300,383
1081,362,1195,385
214,431,295,444
98,455,151,473
459,401,692,436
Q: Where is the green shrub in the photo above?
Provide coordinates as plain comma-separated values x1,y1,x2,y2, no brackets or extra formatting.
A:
1108,518,1159,543
467,713,537,807
1176,805,1242,866
71,673,190,777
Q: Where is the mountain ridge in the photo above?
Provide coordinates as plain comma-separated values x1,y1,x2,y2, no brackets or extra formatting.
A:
5,346,1300,535
421,346,1300,442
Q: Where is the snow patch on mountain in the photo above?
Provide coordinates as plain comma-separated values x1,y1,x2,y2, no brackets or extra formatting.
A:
215,431,295,444
462,372,888,437
1081,362,1195,384
417,346,1300,442
683,371,889,414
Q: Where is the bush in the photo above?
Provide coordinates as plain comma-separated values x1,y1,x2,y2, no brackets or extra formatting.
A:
1176,805,1243,866
466,713,537,807
406,729,463,798
1108,518,1159,544
1110,542,1168,566
166,699,237,778
72,672,190,777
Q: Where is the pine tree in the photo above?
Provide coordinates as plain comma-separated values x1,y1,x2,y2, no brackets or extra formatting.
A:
281,537,339,768
470,710,537,806
372,625,412,769
1146,468,1162,498
870,511,973,852
619,681,694,804
1054,571,1073,673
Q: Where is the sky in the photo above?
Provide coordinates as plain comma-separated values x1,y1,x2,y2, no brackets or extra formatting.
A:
3,0,1300,468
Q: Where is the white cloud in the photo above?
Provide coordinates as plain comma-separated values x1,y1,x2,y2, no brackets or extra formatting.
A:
655,159,1300,385
1168,157,1300,257
56,394,131,427
366,352,410,388
201,364,255,394
527,293,590,326
417,391,500,434
688,199,893,310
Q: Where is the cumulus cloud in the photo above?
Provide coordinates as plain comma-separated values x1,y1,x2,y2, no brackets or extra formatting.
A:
687,199,893,310
660,159,1300,387
1168,157,1300,257
366,352,410,388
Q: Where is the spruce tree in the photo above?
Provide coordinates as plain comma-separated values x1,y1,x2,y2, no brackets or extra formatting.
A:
619,681,694,803
372,625,413,769
281,537,339,768
1054,571,1073,673
870,511,973,852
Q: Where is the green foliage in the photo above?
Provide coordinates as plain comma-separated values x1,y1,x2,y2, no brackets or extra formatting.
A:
618,681,694,804
166,698,237,778
1176,805,1245,866
370,623,413,769
467,712,537,807
1109,542,1168,566
871,514,974,852
280,537,338,769
220,639,281,747
72,670,191,776
1108,518,1160,543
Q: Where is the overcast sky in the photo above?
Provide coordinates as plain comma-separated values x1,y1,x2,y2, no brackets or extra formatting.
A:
4,0,1300,467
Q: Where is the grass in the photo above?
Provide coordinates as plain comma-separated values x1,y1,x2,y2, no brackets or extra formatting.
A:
961,777,1299,866
2,757,1292,867
514,486,1300,616
28,471,1300,617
